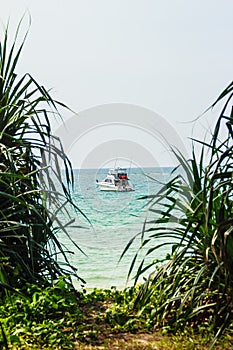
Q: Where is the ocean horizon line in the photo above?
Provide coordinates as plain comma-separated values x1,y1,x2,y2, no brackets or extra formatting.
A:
72,166,174,171
60,166,175,174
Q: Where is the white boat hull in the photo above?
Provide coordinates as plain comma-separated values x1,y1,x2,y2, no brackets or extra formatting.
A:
98,184,118,191
98,182,134,192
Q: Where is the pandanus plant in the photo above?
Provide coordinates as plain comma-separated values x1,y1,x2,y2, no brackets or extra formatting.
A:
124,81,233,346
0,22,85,292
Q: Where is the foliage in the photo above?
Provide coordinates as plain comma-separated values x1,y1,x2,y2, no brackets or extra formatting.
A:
81,288,233,349
0,284,232,349
122,81,233,347
0,21,86,292
0,278,84,349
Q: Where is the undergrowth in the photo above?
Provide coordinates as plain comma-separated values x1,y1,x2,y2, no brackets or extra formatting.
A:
1,281,232,349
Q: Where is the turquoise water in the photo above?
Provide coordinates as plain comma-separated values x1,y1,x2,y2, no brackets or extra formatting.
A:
60,167,173,289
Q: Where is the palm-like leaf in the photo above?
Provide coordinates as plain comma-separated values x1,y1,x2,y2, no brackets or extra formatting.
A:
0,23,86,291
126,82,233,344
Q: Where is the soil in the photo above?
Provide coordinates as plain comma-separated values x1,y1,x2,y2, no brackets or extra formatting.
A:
73,298,161,349
72,297,232,350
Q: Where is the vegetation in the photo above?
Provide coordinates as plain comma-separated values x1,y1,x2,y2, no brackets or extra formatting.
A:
0,284,232,349
0,21,85,293
1,19,233,349
122,81,233,348
0,279,82,349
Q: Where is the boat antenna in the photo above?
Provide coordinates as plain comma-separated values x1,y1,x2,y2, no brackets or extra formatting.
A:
128,158,133,175
114,158,118,168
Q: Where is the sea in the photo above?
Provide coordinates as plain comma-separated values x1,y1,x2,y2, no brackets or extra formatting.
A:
59,167,173,290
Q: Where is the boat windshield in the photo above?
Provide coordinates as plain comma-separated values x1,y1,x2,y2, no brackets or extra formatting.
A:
109,168,127,175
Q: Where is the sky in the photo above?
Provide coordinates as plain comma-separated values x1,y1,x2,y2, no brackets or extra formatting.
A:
1,0,233,168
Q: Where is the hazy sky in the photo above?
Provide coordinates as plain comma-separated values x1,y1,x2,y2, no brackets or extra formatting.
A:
1,0,233,167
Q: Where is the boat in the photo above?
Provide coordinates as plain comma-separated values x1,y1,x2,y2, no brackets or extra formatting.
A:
96,167,134,192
